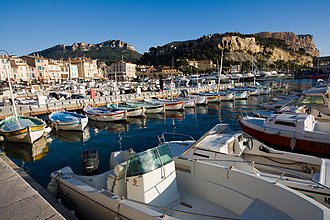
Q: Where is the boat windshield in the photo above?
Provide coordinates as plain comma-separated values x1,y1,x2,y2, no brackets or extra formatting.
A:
126,144,173,177
209,124,235,135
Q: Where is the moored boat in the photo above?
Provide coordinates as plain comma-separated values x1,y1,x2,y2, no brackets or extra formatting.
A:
47,142,329,219
83,106,127,122
125,101,166,114
107,103,146,118
233,90,249,100
145,98,185,111
49,111,88,131
175,96,196,108
219,91,235,101
0,115,48,143
178,90,207,105
168,124,330,208
239,113,330,157
196,92,220,103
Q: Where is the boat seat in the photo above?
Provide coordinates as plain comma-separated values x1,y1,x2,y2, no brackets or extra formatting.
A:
110,149,134,170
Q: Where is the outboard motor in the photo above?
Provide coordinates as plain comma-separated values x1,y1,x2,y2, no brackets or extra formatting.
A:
180,89,188,97
81,149,99,175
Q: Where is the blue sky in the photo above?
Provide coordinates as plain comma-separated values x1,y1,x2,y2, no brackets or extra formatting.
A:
0,0,329,56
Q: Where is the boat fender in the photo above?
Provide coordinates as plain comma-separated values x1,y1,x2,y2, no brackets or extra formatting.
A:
248,138,253,150
290,138,296,150
47,174,59,199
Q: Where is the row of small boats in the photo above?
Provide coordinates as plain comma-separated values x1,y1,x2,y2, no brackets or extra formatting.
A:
0,85,274,143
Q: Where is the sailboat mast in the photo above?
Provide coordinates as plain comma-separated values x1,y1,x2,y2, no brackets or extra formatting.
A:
217,48,223,93
1,50,18,117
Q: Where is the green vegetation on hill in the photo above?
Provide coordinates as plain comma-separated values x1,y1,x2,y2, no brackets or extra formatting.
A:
32,45,142,65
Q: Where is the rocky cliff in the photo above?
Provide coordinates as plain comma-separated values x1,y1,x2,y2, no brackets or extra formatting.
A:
255,32,319,57
140,32,318,68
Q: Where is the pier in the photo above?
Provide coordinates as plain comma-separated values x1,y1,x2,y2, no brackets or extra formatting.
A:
0,153,76,220
0,86,213,119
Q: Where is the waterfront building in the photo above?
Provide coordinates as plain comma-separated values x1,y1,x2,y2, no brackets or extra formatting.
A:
71,57,98,81
161,66,179,76
28,65,38,84
187,59,216,71
0,55,11,83
106,60,136,81
48,60,61,83
58,61,70,81
9,56,30,83
21,55,50,84
69,63,79,80
230,64,241,73
313,56,330,74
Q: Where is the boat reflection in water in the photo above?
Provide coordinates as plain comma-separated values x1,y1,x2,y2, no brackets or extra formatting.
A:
165,111,185,120
145,113,166,122
184,107,196,115
127,117,147,129
88,121,128,133
1,135,51,162
195,105,208,114
52,128,90,142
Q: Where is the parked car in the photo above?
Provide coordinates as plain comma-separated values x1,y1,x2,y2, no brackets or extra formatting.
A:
70,94,85,99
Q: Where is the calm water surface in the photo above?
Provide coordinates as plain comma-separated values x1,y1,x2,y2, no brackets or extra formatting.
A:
2,79,317,189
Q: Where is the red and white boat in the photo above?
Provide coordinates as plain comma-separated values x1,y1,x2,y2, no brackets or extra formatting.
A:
239,113,330,157
83,106,127,122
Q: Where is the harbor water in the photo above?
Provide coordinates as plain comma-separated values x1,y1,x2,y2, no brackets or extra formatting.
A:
0,79,318,189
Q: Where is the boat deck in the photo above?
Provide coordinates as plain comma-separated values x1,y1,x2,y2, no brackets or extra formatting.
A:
169,190,238,219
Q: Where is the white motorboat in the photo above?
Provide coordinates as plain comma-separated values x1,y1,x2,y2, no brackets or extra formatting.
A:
48,143,329,219
170,124,330,209
239,113,330,158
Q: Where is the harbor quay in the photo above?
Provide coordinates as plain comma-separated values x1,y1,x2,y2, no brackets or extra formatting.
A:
0,85,214,119
0,153,76,220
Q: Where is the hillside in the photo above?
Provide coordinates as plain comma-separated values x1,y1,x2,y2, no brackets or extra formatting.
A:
31,40,142,64
139,32,319,71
